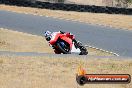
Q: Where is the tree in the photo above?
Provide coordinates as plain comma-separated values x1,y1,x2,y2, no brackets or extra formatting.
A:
57,0,65,2
115,0,132,7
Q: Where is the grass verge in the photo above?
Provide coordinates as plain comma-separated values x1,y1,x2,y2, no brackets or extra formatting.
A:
0,28,53,53
0,55,131,88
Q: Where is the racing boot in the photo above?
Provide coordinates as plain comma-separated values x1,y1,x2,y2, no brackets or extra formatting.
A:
73,39,79,49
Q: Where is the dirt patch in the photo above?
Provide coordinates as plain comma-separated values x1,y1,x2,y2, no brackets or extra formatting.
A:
0,59,3,64
0,55,131,88
0,4,132,30
0,40,8,46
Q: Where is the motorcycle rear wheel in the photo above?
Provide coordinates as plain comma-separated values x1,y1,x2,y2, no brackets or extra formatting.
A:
79,46,88,55
76,42,88,55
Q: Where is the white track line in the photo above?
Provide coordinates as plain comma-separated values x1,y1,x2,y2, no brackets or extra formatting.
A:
85,45,120,56
0,28,39,37
2,11,120,56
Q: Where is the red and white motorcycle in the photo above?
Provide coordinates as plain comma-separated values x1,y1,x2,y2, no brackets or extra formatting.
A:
49,32,88,55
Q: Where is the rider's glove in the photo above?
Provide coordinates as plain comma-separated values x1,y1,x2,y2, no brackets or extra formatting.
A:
60,31,65,34
49,44,55,49
73,39,77,44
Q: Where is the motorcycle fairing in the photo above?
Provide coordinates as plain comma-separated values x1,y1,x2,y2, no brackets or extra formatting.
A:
50,32,61,45
60,35,73,49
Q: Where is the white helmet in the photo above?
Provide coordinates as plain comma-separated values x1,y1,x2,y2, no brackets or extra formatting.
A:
44,31,52,41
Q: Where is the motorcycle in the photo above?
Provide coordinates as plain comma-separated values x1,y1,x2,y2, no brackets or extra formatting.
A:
49,32,88,55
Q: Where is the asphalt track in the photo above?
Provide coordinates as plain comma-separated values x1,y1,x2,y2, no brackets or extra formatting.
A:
0,10,132,57
0,51,125,59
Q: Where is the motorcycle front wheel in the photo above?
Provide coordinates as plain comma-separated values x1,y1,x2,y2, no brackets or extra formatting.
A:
56,41,70,54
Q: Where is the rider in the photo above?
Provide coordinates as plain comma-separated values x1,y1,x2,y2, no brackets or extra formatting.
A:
44,30,78,54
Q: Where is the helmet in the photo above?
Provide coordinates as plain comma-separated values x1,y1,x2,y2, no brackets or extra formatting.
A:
44,31,52,41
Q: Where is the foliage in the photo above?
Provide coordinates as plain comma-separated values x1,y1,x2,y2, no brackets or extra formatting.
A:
58,0,65,2
115,0,132,7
